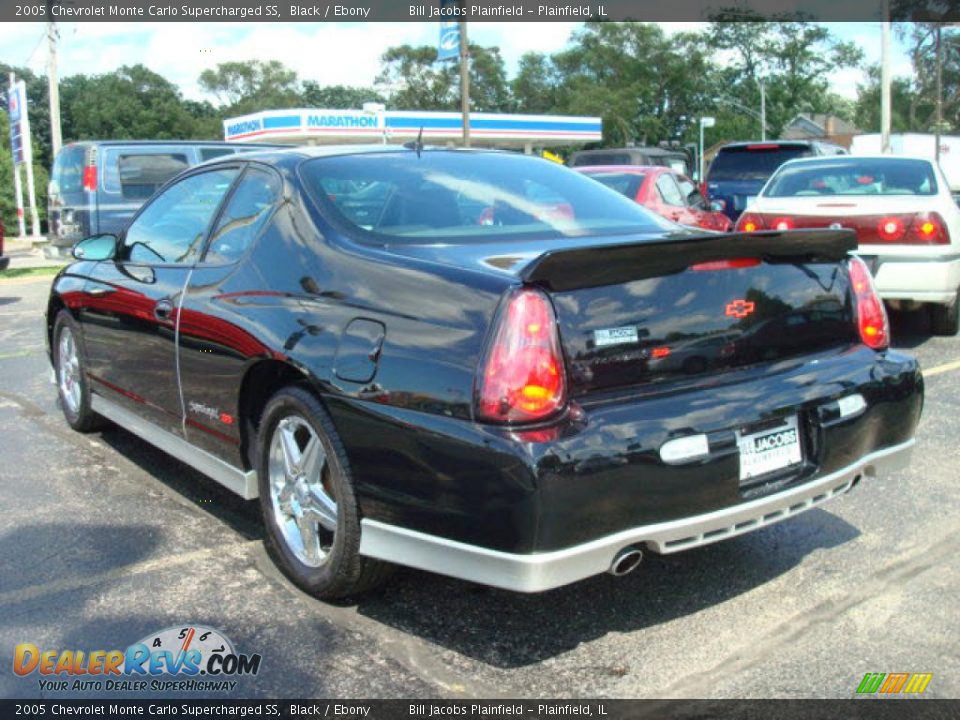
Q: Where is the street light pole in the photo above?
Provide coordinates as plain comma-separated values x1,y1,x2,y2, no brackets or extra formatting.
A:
880,7,892,153
699,116,715,182
459,20,470,148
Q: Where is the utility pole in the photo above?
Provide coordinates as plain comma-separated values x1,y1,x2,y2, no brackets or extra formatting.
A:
46,8,62,157
459,20,470,147
881,6,892,152
936,24,943,164
759,78,766,141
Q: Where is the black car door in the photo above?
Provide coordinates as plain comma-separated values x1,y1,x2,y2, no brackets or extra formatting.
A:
177,165,284,466
77,166,241,435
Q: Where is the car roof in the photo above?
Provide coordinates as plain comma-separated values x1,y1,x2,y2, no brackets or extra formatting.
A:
575,165,661,174
718,140,835,150
197,144,512,166
62,140,285,148
777,154,935,166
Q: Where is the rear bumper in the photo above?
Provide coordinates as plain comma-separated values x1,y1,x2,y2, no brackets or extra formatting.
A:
359,438,914,592
861,252,960,304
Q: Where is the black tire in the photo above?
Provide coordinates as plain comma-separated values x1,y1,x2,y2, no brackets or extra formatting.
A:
256,386,393,599
929,291,960,336
53,311,105,432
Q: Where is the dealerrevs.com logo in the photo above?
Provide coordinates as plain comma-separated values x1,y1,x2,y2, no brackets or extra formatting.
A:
13,625,261,693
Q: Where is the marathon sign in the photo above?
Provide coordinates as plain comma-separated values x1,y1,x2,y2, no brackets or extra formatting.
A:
225,118,263,138
7,80,27,166
306,113,378,129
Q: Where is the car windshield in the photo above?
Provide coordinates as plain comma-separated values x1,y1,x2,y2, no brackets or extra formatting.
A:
300,151,673,244
581,171,645,199
764,158,938,197
708,145,813,181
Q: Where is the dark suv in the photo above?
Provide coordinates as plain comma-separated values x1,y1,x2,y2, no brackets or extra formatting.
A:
706,140,847,222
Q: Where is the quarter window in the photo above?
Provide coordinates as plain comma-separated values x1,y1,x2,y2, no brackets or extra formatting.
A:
656,174,685,206
124,168,239,265
204,167,281,264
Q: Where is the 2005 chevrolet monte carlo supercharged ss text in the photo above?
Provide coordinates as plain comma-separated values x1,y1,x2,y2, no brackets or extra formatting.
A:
45,146,923,598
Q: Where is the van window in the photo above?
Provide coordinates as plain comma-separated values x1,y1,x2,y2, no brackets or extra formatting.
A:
708,145,813,181
52,146,87,194
103,151,190,199
200,147,238,162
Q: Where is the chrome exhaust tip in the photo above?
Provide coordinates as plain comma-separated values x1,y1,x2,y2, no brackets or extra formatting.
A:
609,547,643,577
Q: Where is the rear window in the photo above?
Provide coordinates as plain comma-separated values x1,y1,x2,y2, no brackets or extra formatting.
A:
708,145,813,181
581,171,645,199
300,151,673,244
103,151,190,199
571,152,636,166
52,146,87,194
764,158,938,197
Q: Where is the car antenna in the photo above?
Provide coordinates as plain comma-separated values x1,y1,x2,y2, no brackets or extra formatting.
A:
404,126,425,158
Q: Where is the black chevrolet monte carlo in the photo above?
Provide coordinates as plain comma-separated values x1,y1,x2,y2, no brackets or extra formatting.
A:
46,146,923,598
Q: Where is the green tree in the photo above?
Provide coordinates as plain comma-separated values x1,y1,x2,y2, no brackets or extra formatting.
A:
198,60,301,116
62,65,210,141
707,17,864,138
854,65,917,132
511,52,562,114
374,43,511,112
549,23,715,146
301,82,384,108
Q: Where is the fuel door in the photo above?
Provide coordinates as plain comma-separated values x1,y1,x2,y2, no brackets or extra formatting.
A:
334,318,386,383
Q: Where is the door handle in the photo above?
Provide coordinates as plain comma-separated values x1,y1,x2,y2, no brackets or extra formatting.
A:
154,299,174,322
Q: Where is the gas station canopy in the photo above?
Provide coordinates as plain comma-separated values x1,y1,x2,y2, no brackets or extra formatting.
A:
223,108,603,150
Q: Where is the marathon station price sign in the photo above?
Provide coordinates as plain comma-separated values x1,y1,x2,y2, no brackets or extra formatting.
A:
7,79,27,166
3,0,954,22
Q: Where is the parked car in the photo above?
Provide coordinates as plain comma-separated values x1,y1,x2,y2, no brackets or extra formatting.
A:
46,140,283,257
576,165,732,232
0,219,7,271
736,155,960,335
569,146,692,177
47,146,922,598
706,140,848,222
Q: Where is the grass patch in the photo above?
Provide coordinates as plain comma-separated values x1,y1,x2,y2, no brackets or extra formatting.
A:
0,265,66,281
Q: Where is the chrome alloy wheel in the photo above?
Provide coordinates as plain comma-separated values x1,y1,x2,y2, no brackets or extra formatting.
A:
267,415,337,567
58,327,82,415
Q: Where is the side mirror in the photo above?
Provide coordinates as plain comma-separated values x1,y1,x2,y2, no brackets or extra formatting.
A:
72,234,118,261
709,199,726,213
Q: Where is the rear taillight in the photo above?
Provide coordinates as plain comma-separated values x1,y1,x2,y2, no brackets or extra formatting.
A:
911,211,949,244
735,212,764,232
476,288,567,424
877,216,906,242
848,256,889,350
82,166,97,192
770,217,794,231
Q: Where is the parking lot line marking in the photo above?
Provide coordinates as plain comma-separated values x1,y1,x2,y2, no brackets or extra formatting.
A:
0,539,261,607
924,359,960,378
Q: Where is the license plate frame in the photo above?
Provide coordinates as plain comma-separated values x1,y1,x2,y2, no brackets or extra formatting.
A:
736,416,803,483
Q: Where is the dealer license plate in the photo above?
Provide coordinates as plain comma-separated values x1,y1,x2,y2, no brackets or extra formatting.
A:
736,416,803,482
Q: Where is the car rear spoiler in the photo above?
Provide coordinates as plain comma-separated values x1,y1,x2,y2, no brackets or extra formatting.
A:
520,229,857,292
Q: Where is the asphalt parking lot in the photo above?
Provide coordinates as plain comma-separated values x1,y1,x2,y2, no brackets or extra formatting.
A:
1,273,957,700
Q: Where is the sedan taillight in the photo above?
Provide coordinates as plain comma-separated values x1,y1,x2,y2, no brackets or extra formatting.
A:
848,256,889,350
476,288,567,424
735,212,764,232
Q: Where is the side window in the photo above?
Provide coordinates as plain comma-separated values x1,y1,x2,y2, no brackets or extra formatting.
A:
103,151,190,199
52,146,86,194
124,168,239,265
204,167,281,264
656,174,685,206
676,177,704,209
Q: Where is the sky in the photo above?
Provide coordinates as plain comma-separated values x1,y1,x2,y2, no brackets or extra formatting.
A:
0,21,913,105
